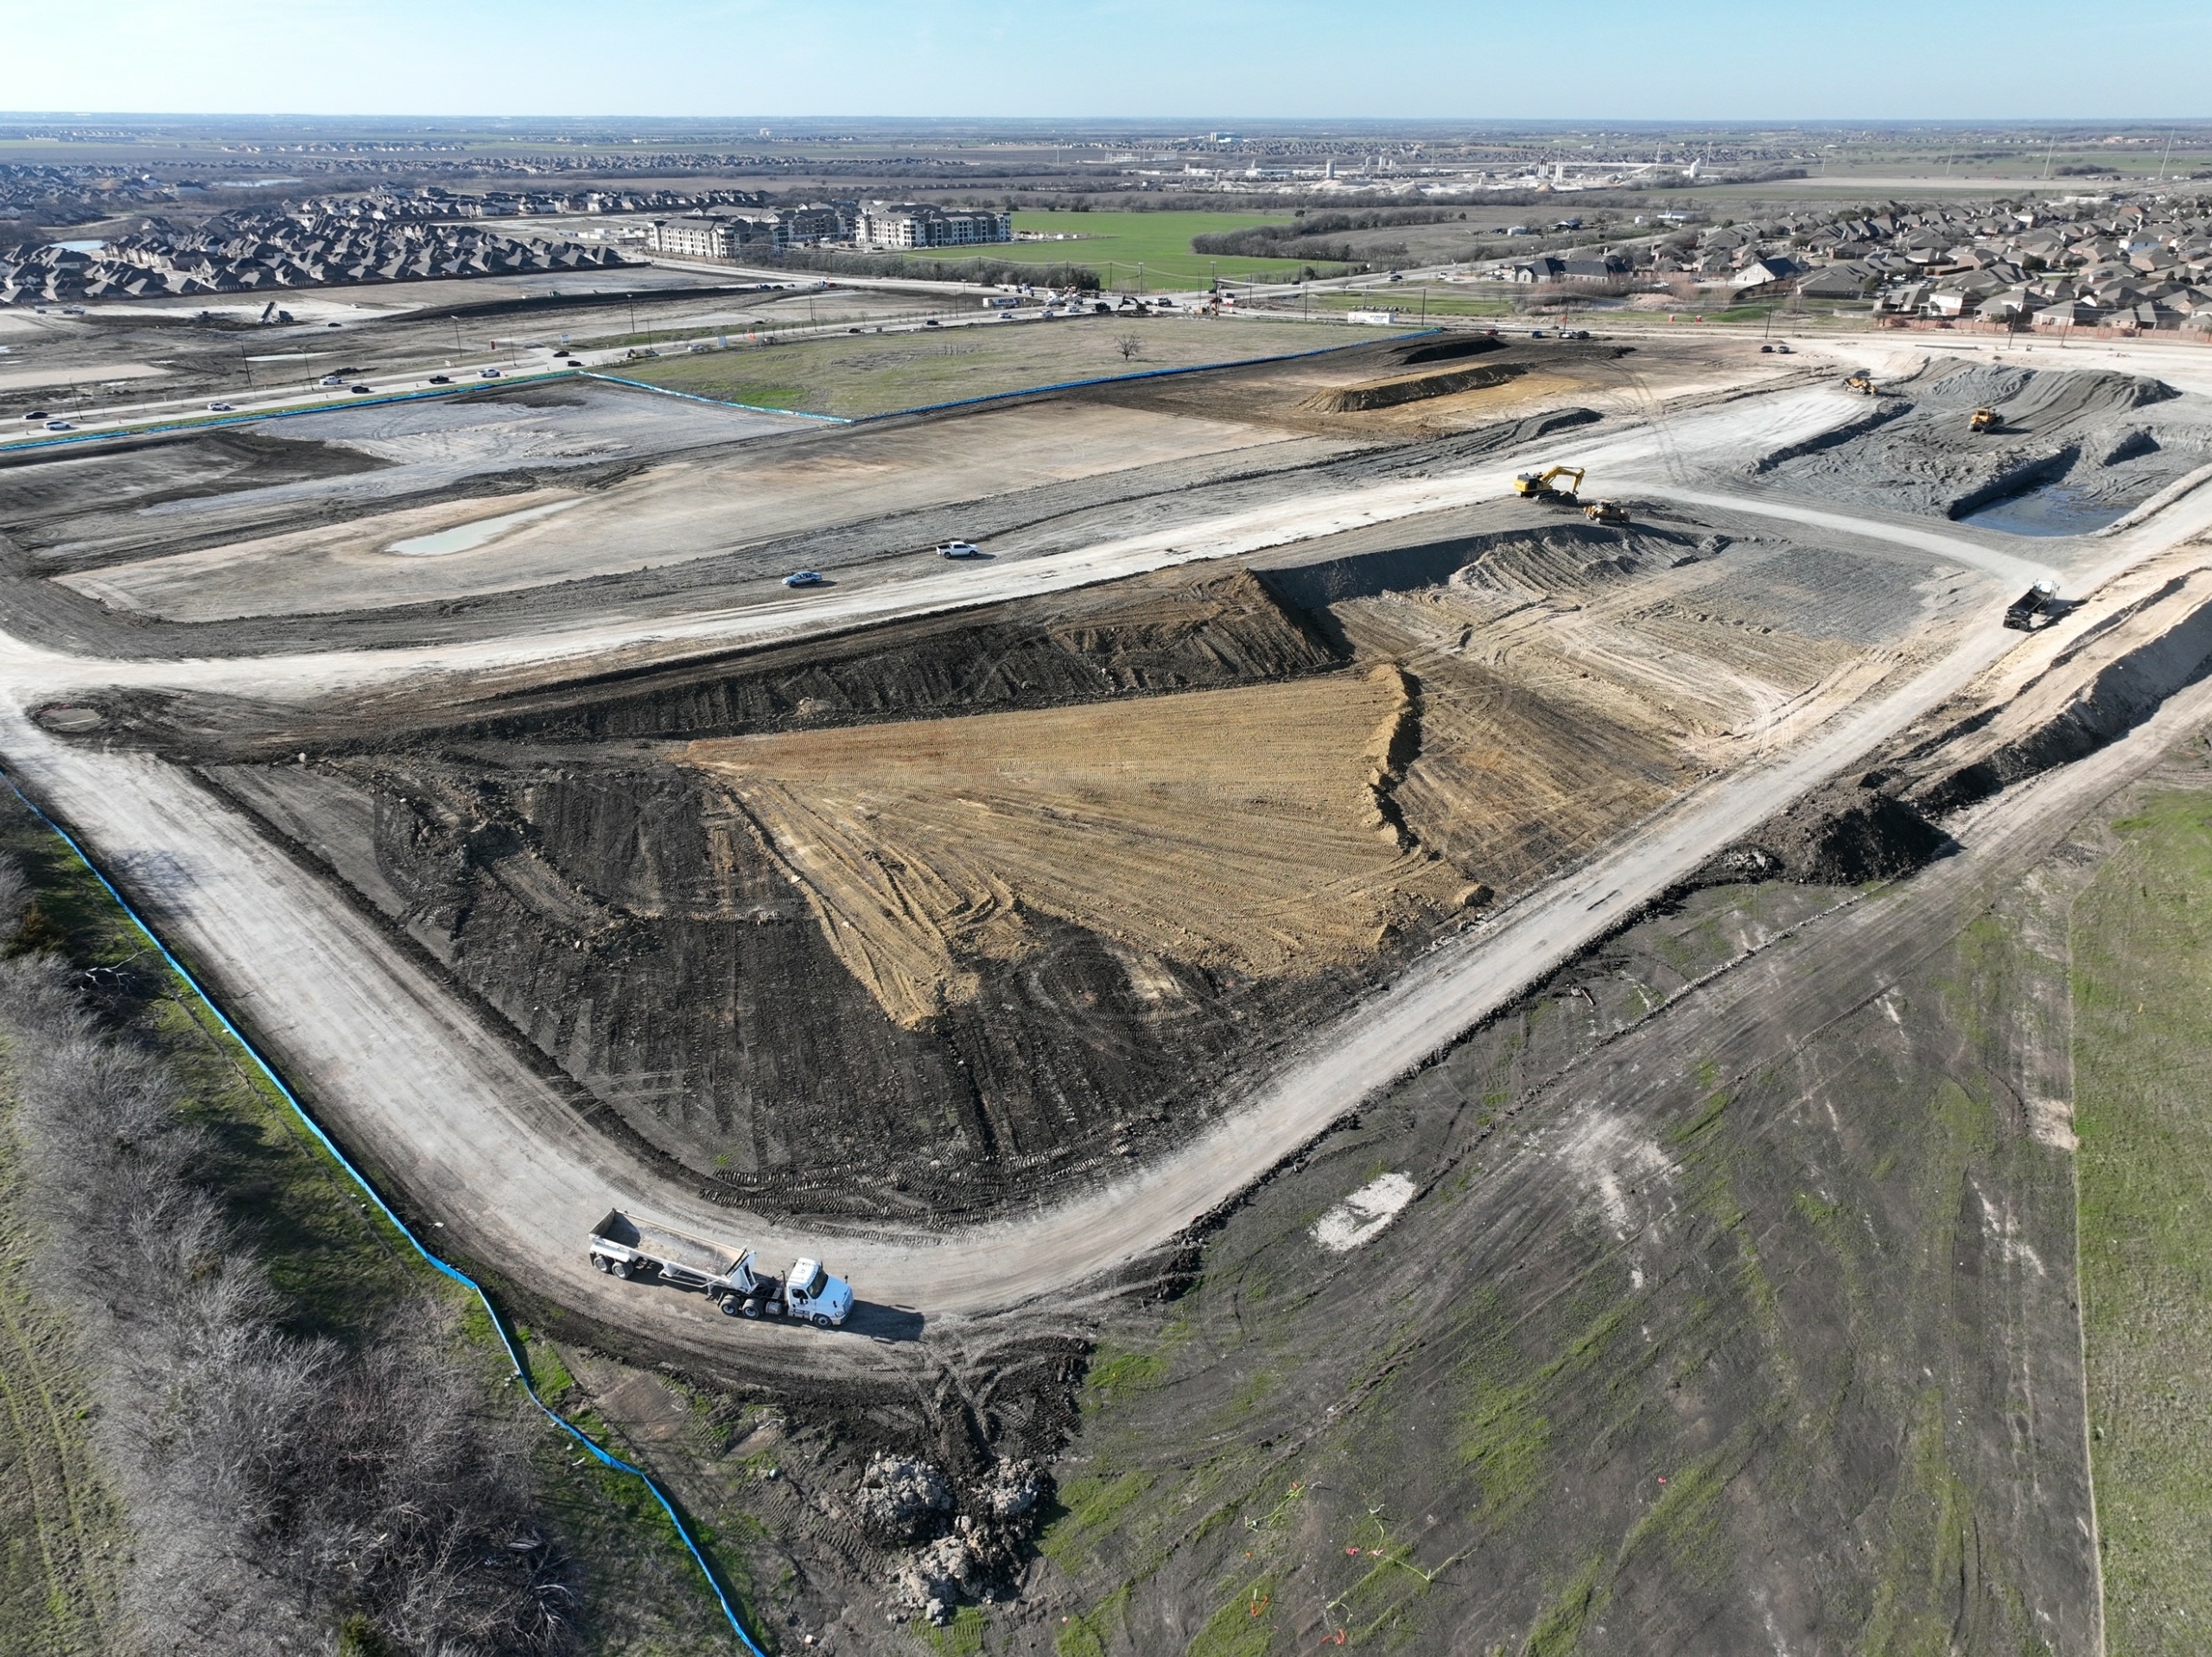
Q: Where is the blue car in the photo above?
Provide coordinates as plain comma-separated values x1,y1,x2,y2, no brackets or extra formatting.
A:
783,570,826,587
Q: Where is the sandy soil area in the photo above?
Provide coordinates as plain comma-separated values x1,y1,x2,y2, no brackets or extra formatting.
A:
54,397,1305,620
690,667,1469,1028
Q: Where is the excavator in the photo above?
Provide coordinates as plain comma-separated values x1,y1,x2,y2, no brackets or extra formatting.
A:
1512,465,1585,506
1843,372,1878,396
1970,407,2001,433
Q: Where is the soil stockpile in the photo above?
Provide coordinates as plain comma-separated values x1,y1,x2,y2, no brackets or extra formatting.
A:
688,666,1469,1029
1753,361,2211,522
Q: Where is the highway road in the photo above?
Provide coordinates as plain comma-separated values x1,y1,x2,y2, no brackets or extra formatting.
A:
1,342,2207,1370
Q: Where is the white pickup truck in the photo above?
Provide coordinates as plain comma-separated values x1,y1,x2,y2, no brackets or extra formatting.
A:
588,1209,854,1328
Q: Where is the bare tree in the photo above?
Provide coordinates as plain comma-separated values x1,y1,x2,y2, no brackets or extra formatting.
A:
0,868,576,1657
1116,333,1145,362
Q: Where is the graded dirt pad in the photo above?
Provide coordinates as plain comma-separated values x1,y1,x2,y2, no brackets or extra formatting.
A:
1754,359,2212,522
0,426,390,556
22,378,798,577
45,392,1305,622
188,564,1405,1213
686,667,1471,1029
1252,505,1957,886
601,314,1402,418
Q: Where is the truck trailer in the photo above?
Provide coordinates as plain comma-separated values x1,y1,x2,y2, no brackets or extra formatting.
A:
588,1209,855,1328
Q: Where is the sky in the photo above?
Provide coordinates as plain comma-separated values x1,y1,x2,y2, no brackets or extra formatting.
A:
1,0,2208,124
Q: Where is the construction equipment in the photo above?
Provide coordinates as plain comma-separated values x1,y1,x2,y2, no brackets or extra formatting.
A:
1970,407,2000,433
588,1209,855,1327
1843,372,1878,395
1512,465,1586,505
2003,578,2062,632
1584,498,1629,524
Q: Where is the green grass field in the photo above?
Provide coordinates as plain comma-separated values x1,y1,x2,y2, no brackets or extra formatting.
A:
903,210,1353,290
2072,788,2212,1655
607,314,1389,417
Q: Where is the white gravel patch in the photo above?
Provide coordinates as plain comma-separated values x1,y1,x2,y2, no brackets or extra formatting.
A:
1312,1171,1416,1253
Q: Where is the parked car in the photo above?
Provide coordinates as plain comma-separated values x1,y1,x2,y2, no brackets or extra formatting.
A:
783,570,826,587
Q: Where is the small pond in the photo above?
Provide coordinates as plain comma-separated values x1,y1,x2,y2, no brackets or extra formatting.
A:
1961,484,2131,537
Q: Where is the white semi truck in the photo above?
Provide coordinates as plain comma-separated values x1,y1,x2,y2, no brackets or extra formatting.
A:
588,1209,855,1328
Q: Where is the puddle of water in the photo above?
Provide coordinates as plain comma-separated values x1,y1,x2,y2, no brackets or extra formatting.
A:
385,498,583,556
1961,485,2130,537
53,238,105,253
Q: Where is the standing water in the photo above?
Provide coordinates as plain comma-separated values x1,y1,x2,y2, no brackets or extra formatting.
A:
1961,484,2130,537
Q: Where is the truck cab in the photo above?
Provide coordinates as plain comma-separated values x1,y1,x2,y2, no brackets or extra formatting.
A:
779,1258,855,1327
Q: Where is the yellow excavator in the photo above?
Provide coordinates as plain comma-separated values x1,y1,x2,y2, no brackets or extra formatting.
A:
1513,465,1586,505
1843,372,1878,395
1970,406,2000,433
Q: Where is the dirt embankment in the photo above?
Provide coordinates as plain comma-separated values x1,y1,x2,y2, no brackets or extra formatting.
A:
1303,361,1525,414
1908,562,2212,816
179,564,1462,1218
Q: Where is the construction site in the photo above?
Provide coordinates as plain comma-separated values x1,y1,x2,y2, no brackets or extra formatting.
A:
7,214,2212,1654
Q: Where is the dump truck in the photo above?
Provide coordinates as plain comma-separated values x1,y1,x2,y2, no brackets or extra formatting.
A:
1970,407,2000,433
588,1209,855,1327
1512,465,1586,505
2003,578,2062,632
1843,372,1878,395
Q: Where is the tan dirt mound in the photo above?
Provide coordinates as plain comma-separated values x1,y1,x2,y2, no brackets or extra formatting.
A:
685,670,1471,1028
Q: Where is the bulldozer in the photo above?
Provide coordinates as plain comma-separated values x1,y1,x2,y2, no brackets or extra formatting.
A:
1969,406,2000,434
1512,465,1586,506
1583,498,1629,524
1843,372,1878,396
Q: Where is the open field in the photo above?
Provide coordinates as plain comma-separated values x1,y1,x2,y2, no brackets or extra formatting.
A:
919,210,1340,289
2073,784,2212,1654
600,312,1396,416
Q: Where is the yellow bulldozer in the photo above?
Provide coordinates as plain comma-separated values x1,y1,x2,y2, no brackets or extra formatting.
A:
1583,498,1628,524
1512,465,1586,505
1843,372,1878,395
1970,406,2000,433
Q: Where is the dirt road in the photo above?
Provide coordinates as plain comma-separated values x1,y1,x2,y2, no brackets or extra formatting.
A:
0,366,2205,1364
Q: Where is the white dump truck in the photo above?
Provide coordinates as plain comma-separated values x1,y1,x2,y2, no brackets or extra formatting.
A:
588,1209,855,1328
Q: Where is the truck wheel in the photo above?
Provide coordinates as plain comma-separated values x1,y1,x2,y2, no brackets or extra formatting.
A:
718,1295,742,1317
811,1313,833,1330
612,1260,632,1279
740,1299,762,1319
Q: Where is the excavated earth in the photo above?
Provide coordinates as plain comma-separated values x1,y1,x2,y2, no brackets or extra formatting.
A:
1758,359,2212,522
85,472,1971,1226
22,335,2212,1650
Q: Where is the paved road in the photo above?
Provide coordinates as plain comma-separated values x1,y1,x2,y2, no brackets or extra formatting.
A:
0,360,2206,1366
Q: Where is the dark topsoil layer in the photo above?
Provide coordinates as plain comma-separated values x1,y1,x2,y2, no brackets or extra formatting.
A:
174,564,1407,1221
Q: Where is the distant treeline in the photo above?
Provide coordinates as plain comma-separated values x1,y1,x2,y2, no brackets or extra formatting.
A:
1191,208,1462,262
753,247,1103,290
